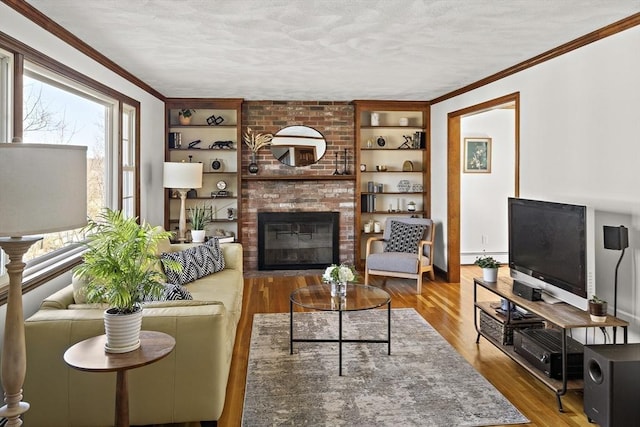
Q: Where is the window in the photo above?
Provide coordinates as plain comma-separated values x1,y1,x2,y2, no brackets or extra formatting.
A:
0,44,140,292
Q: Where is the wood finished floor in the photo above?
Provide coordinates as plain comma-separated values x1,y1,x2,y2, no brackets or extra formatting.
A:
218,266,592,427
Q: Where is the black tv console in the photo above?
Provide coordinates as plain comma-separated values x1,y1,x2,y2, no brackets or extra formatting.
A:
473,276,628,412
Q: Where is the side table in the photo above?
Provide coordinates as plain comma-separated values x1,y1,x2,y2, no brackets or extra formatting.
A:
63,330,175,427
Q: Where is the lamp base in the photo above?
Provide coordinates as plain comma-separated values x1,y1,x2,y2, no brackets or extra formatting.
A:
0,236,42,427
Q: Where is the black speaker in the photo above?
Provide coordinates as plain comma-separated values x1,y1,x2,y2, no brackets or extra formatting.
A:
603,225,629,250
584,344,640,427
512,280,542,301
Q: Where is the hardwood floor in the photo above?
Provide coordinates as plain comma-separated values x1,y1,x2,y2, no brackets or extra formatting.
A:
218,267,592,427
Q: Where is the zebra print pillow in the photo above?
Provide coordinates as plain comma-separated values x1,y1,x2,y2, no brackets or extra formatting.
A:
143,283,193,301
160,241,225,286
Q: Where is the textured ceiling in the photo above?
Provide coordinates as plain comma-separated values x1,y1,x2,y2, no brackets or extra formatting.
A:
25,0,640,101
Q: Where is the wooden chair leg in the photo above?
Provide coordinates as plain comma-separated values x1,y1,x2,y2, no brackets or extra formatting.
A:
428,269,435,281
416,273,423,294
365,269,369,285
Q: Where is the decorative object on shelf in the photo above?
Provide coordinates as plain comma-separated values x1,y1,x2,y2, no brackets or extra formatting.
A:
376,183,384,193
186,189,198,198
333,151,340,175
188,203,210,243
413,131,426,149
168,132,181,149
399,117,409,126
360,164,366,172
243,127,273,175
376,136,386,147
215,180,229,197
402,160,414,171
374,221,381,233
178,109,195,125
588,295,608,322
397,179,411,192
341,148,350,175
188,139,202,149
206,114,224,126
463,137,492,173
364,221,372,233
370,112,380,126
474,253,500,282
227,208,235,221
0,143,87,425
412,183,423,192
399,135,413,149
407,201,416,212
163,162,203,242
209,158,222,172
603,225,629,339
366,139,373,148
323,263,356,298
209,140,234,149
376,165,387,172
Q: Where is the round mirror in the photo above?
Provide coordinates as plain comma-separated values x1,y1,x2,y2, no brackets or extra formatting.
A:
270,125,327,167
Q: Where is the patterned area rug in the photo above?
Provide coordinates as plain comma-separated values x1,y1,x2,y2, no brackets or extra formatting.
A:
242,308,528,426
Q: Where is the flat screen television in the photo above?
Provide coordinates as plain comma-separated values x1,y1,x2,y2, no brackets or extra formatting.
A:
508,197,594,310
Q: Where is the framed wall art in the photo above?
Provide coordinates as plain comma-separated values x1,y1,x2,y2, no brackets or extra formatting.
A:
463,137,492,173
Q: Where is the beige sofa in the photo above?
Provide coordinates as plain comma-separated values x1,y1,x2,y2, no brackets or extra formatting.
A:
23,242,243,427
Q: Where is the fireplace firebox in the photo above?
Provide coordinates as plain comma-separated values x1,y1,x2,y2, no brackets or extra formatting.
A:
258,211,340,270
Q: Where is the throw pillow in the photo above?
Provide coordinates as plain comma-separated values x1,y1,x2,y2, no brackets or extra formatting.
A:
384,220,427,254
143,283,193,302
160,242,224,286
71,273,89,304
206,237,226,271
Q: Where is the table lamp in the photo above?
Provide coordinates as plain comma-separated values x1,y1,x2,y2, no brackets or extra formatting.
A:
163,162,203,242
0,143,87,426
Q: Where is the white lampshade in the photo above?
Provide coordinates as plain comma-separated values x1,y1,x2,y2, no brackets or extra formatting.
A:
0,143,88,237
163,162,203,189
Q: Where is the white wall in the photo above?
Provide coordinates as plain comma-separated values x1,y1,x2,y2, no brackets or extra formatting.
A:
431,25,640,338
460,109,515,264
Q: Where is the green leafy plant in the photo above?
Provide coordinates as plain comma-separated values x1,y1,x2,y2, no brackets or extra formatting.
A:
179,108,195,118
322,263,358,283
590,295,606,304
474,254,500,269
189,204,210,230
73,208,181,314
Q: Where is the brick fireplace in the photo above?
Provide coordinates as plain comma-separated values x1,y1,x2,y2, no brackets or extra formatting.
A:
241,101,355,271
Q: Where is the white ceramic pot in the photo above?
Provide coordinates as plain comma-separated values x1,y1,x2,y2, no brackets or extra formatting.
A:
482,267,498,282
590,314,607,323
191,229,206,243
104,306,143,353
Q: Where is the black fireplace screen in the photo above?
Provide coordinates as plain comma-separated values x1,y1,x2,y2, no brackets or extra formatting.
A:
258,211,340,270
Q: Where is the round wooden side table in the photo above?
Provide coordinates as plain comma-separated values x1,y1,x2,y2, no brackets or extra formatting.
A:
63,330,175,427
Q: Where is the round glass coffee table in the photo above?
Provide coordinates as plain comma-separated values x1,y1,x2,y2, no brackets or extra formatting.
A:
289,283,391,376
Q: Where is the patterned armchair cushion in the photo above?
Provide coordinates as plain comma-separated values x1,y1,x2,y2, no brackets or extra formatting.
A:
384,220,426,254
160,239,225,286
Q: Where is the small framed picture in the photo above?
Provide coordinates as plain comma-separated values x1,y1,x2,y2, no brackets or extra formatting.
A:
463,137,492,173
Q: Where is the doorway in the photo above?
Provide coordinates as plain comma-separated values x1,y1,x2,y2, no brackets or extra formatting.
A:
446,93,520,282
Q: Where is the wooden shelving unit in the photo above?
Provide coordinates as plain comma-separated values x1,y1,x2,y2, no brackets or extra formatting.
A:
164,98,243,242
353,100,430,268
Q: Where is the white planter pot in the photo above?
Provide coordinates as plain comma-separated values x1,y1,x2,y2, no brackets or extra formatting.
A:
104,306,143,353
191,229,206,243
482,267,498,282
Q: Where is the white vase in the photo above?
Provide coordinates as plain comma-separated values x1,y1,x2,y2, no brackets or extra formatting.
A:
482,267,498,282
191,229,206,243
103,306,143,353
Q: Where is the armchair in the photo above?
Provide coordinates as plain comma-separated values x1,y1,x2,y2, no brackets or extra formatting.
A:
365,217,436,294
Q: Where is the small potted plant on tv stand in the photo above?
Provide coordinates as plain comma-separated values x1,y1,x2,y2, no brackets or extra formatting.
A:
475,254,500,282
588,295,608,322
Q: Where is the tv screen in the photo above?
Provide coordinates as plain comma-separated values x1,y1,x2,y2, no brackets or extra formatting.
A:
508,198,587,298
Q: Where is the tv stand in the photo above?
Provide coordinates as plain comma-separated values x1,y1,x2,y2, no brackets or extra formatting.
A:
473,276,628,412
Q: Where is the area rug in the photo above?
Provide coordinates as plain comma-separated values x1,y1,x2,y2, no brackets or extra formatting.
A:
242,308,528,426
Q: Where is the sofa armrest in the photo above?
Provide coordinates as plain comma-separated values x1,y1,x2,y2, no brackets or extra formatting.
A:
40,285,75,310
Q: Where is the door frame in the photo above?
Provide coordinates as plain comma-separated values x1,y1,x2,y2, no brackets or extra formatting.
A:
446,92,520,282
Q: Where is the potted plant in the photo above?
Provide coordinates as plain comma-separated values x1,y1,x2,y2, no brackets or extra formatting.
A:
475,254,500,282
73,208,181,353
178,108,196,125
189,203,210,243
588,295,608,322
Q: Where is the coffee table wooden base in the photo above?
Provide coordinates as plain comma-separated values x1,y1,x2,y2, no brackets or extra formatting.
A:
64,330,175,427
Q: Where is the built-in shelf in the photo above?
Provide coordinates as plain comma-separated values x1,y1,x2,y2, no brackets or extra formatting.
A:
242,175,356,181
